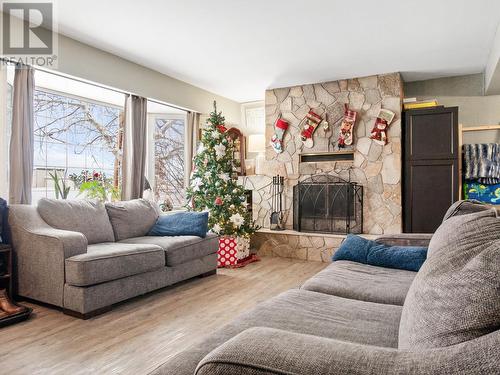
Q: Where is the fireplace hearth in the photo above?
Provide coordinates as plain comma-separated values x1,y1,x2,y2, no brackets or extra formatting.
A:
293,175,363,234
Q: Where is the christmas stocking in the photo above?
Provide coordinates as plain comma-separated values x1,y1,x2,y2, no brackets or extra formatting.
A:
270,118,289,154
338,104,358,148
370,109,395,145
300,110,323,148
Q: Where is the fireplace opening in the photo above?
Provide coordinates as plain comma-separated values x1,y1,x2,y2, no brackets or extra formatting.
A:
293,175,363,234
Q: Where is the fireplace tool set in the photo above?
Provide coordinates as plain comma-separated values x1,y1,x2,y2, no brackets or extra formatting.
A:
270,175,285,230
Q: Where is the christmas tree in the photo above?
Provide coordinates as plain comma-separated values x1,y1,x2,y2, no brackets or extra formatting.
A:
187,101,259,238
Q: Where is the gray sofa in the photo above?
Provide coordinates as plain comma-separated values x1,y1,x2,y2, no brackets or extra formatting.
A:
151,201,500,375
9,198,218,318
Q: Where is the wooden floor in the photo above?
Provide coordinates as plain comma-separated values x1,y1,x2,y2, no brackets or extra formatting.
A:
0,257,326,375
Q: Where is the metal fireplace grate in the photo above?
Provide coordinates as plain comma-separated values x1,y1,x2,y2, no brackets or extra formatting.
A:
293,175,363,234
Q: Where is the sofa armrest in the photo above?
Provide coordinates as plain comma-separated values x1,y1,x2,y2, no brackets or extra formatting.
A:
9,205,87,258
375,233,432,247
9,205,87,306
195,327,499,375
27,227,88,258
195,327,400,375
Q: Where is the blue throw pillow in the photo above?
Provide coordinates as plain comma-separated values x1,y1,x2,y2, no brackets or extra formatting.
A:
148,211,209,238
332,234,427,272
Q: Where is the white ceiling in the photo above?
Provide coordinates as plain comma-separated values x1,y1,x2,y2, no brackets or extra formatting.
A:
55,0,500,103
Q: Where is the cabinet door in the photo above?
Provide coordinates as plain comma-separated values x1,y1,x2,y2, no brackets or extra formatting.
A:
404,159,458,233
404,107,458,161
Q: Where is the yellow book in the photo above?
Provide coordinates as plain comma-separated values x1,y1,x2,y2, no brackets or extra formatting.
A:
403,100,438,110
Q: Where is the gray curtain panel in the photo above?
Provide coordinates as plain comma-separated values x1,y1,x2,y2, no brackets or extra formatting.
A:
185,111,200,187
121,95,148,200
9,64,34,204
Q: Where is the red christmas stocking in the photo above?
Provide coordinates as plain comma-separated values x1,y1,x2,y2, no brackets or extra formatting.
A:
270,118,289,154
300,110,323,148
338,104,358,148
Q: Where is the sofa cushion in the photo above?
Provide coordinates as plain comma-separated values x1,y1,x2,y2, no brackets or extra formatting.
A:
399,208,500,350
38,198,114,244
65,242,164,286
119,233,218,266
105,199,160,241
333,234,427,272
302,260,416,306
152,288,402,375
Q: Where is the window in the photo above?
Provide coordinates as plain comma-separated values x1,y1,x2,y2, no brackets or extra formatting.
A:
1,67,189,206
242,102,265,135
32,89,123,202
31,71,125,202
147,110,186,208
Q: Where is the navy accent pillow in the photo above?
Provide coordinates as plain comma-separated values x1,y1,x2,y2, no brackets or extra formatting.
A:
148,211,209,238
332,234,427,272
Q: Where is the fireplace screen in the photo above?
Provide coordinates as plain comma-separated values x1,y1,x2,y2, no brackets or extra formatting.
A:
293,175,363,234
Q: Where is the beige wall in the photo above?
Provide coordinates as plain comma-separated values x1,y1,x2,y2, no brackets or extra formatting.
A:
54,34,241,124
433,96,500,144
404,74,500,144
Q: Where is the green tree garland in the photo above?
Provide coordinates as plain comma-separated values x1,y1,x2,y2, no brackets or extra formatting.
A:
186,101,259,238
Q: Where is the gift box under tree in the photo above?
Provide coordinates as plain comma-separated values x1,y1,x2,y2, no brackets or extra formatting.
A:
217,236,250,267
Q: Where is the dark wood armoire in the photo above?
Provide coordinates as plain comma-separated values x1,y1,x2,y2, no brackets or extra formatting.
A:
403,106,459,233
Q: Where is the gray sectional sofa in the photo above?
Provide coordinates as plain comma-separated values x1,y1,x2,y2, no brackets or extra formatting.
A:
9,198,218,318
151,201,500,375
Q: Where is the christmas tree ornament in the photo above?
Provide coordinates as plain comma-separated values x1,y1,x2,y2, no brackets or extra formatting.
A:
370,108,395,145
191,177,203,192
270,117,289,154
300,110,323,148
212,223,222,234
338,104,358,148
229,213,245,227
214,143,226,159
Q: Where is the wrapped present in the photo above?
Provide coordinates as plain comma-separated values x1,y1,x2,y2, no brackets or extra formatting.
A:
217,236,251,268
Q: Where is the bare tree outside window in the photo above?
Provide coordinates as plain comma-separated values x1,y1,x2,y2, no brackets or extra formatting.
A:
154,117,185,207
32,89,124,202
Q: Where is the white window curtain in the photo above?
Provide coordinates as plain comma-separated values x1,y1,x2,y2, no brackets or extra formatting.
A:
121,94,148,200
9,64,34,204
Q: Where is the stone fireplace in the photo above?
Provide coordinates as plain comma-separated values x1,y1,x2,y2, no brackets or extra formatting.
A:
242,72,403,261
